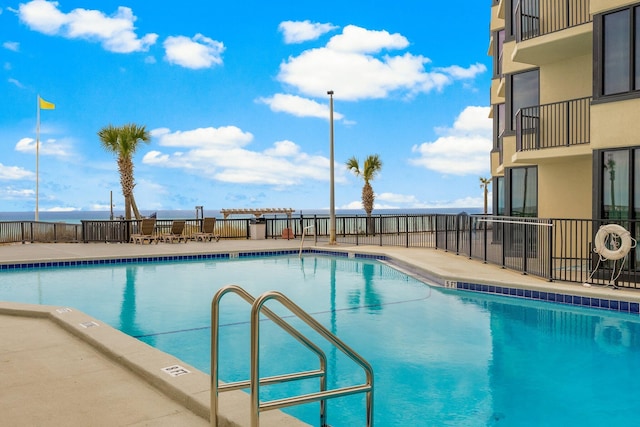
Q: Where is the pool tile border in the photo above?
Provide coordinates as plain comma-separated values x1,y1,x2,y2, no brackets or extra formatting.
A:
455,281,640,315
3,248,636,316
0,249,388,271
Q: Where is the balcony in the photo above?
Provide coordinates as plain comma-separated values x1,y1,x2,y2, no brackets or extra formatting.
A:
513,0,592,65
516,96,591,153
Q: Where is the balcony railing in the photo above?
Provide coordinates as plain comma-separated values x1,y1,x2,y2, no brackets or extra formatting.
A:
516,96,590,152
516,0,591,42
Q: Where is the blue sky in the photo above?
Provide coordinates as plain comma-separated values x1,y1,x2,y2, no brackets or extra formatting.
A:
1,0,492,213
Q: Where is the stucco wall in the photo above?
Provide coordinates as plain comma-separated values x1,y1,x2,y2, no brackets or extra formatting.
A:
538,157,592,219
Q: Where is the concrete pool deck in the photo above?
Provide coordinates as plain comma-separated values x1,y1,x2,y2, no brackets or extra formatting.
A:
1,239,639,426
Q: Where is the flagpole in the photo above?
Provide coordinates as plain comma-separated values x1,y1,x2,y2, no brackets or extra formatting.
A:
36,95,40,221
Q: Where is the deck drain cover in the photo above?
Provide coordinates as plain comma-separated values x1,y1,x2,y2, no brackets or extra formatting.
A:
161,365,191,377
80,321,99,328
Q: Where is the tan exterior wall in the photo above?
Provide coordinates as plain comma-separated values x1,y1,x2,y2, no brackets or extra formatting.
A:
592,0,639,14
490,4,505,32
591,98,640,150
540,55,592,104
503,41,536,75
538,157,592,219
490,79,505,105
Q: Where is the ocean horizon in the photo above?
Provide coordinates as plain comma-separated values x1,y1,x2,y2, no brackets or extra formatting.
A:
0,207,484,224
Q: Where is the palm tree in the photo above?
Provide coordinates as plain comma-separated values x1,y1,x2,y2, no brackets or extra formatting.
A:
346,154,382,234
480,177,491,214
98,123,150,220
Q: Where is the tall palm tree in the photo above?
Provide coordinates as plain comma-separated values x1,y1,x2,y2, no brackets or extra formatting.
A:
346,154,382,233
480,177,491,214
98,123,150,220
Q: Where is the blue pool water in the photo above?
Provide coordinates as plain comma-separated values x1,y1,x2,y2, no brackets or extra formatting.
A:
1,255,640,426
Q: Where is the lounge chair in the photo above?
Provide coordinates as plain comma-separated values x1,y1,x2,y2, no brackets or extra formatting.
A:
158,220,187,243
193,217,220,242
130,218,158,244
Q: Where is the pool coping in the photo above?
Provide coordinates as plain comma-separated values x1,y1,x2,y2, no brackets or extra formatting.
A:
0,301,310,427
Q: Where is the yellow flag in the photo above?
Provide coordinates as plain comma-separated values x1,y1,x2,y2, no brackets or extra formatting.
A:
39,97,55,110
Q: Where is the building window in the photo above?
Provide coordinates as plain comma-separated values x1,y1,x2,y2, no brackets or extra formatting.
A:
603,150,629,219
507,69,539,131
494,103,505,148
508,166,537,217
494,30,505,78
595,5,640,100
597,148,640,220
603,9,630,95
496,176,505,216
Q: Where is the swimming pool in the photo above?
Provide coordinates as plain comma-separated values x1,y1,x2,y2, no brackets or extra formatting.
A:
1,254,639,426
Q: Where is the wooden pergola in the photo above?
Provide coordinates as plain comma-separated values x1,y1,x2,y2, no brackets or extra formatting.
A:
220,208,295,219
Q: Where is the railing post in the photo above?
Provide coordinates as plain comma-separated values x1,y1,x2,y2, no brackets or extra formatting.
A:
501,220,506,268
405,215,409,248
547,219,554,281
455,215,460,255
314,215,318,245
523,221,529,275
468,216,473,259
483,217,488,263
378,215,382,246
355,215,359,246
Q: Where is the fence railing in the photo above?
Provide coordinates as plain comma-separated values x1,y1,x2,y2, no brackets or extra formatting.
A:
516,0,592,42
0,221,82,243
3,214,640,289
516,97,591,152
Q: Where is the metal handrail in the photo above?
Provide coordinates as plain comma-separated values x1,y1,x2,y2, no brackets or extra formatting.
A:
211,285,327,427
210,285,374,427
251,291,373,427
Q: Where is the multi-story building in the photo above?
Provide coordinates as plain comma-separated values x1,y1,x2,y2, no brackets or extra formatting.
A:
489,0,640,223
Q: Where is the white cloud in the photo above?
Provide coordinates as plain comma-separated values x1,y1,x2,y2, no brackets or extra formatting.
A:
163,34,224,69
18,0,157,53
279,20,337,44
377,192,421,204
436,64,487,80
8,78,24,88
0,163,34,180
257,93,344,120
343,193,485,210
0,187,35,199
44,206,78,212
151,126,252,148
277,25,486,101
3,41,19,51
144,126,346,186
410,106,492,176
15,137,72,158
326,25,409,53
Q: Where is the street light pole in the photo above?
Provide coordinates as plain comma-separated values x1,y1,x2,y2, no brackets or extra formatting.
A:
327,90,336,245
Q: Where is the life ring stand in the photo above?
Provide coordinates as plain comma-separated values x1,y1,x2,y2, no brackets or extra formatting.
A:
594,224,633,261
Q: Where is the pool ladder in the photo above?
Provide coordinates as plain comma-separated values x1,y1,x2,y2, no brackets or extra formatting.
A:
210,285,374,427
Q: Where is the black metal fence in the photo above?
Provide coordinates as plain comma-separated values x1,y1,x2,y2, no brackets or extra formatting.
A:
516,0,592,42
3,214,640,289
516,97,591,152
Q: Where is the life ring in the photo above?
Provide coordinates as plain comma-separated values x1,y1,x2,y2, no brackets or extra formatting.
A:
594,224,633,261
